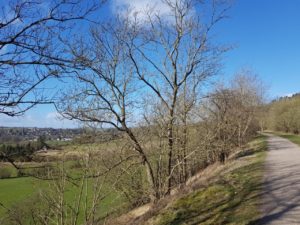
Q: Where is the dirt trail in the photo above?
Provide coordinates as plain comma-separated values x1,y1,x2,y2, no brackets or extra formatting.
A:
258,134,300,225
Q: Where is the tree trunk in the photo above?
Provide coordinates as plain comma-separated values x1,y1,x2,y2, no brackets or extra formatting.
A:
166,120,173,194
123,125,158,201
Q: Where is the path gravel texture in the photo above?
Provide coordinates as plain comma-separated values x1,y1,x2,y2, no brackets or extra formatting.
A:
258,134,300,225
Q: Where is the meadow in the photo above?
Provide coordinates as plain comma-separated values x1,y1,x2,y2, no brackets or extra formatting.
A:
0,141,127,224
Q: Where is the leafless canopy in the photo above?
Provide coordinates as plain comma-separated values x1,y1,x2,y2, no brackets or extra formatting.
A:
58,0,231,200
0,0,101,116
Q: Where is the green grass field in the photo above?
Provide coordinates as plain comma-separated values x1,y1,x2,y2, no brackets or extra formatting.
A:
0,177,42,210
0,139,132,224
153,135,267,225
0,164,125,224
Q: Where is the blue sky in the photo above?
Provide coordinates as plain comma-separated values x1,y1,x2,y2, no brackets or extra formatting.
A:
1,0,300,128
220,0,300,97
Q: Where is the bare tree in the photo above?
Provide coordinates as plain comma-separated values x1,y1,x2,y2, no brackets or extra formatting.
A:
57,19,160,200
0,0,101,116
0,0,105,176
58,0,229,201
202,70,265,163
127,0,229,193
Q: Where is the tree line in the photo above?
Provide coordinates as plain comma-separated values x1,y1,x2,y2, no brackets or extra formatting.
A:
263,93,300,134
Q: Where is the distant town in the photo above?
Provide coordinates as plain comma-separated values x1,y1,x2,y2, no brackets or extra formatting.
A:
0,127,83,143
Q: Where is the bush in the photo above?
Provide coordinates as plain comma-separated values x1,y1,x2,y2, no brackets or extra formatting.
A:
69,160,83,169
0,168,12,179
26,164,59,179
114,166,150,208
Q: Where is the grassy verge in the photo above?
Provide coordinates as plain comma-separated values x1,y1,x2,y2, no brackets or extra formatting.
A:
153,135,267,225
269,131,300,146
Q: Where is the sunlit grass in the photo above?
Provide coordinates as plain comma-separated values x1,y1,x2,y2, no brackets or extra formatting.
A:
154,135,267,225
0,165,125,223
273,132,300,146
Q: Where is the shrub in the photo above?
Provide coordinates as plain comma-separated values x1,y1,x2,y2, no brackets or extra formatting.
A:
0,168,12,179
27,164,59,179
69,160,83,169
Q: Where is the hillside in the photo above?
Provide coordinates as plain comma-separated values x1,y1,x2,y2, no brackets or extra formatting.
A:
264,93,300,134
108,135,267,225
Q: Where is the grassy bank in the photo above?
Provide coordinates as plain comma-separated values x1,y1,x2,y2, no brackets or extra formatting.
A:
150,135,267,225
0,136,268,224
270,132,300,146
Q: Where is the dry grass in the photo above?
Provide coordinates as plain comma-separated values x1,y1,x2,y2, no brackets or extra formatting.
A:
108,135,267,225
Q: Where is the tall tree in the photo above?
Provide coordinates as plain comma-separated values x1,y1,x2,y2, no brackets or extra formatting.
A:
59,0,229,200
127,0,229,193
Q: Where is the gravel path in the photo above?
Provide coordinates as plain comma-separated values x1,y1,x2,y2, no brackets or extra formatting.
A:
258,134,300,224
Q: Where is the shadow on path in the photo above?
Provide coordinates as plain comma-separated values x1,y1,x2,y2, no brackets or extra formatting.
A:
248,135,300,225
